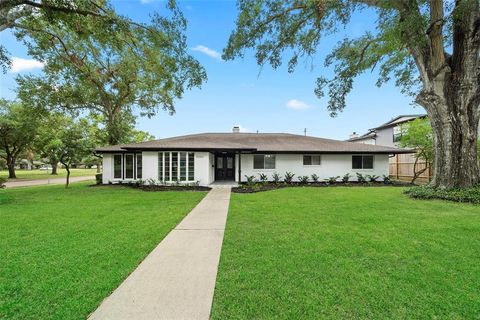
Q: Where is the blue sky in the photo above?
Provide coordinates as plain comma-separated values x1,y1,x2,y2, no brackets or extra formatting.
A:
0,0,424,140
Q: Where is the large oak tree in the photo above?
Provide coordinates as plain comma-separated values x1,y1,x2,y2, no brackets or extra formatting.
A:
224,0,480,189
13,1,206,145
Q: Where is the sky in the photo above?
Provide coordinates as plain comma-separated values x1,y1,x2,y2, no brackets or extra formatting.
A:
0,0,425,141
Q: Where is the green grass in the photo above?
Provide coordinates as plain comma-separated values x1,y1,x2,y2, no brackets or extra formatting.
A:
0,182,206,320
211,187,480,319
1,168,97,181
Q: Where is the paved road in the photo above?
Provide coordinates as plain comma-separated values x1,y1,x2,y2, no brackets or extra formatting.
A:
4,176,95,188
89,186,231,320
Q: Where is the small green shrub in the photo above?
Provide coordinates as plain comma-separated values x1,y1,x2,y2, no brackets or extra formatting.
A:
324,176,340,184
404,186,480,204
298,175,309,184
366,174,379,182
95,173,102,185
272,172,282,184
284,172,295,184
382,175,391,184
356,172,367,183
258,173,268,184
245,175,257,187
310,174,319,183
0,176,6,189
342,173,351,183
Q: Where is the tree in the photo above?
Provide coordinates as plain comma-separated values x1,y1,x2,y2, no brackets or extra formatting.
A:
0,0,151,73
224,0,480,188
16,1,206,145
57,118,92,188
399,118,434,184
34,112,71,175
0,99,41,178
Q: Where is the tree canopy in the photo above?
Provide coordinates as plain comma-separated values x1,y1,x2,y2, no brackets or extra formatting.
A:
224,0,480,188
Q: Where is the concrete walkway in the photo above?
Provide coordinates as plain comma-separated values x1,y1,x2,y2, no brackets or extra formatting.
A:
89,186,231,320
4,176,95,188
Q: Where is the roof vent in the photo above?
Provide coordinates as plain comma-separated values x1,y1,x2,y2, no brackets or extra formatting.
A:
349,132,359,139
232,126,240,133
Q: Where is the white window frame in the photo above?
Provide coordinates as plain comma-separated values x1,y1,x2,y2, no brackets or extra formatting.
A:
303,154,322,166
352,154,375,170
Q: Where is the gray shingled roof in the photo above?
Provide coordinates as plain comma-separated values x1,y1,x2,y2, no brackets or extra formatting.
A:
96,133,412,154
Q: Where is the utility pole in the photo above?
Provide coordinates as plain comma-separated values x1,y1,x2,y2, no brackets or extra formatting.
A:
304,128,307,136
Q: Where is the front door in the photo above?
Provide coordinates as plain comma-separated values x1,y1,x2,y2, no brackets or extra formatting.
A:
215,153,235,181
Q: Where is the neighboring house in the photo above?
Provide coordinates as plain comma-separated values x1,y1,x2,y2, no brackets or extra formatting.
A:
96,127,410,186
347,114,427,147
348,114,428,182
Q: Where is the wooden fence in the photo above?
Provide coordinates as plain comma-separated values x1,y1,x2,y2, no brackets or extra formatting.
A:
389,153,432,183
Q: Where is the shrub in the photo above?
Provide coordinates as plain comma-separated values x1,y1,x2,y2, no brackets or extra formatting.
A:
298,175,309,184
95,173,102,185
284,172,295,184
404,186,480,204
258,173,268,184
356,172,367,183
366,174,380,182
325,176,340,184
382,175,391,184
272,172,282,184
244,175,257,187
342,173,351,183
0,176,6,189
310,173,319,183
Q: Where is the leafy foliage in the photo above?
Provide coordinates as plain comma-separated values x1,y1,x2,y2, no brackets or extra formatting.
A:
16,2,206,145
310,173,319,183
298,175,309,184
405,186,480,204
356,172,366,183
325,176,340,184
258,173,268,183
366,174,379,182
0,176,6,188
284,171,295,184
272,172,282,184
342,173,351,183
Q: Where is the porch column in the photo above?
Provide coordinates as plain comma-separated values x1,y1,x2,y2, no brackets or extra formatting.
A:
238,151,241,183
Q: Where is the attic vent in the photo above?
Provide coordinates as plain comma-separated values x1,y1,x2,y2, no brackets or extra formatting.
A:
232,126,240,133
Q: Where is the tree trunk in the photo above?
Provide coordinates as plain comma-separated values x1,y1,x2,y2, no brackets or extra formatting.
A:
428,110,479,188
65,165,70,188
51,162,58,175
6,155,16,179
96,159,101,173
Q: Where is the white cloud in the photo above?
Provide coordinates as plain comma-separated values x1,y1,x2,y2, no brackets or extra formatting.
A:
191,45,222,60
286,99,311,111
10,57,44,73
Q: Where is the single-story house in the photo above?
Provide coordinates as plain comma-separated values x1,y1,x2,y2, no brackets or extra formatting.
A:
95,128,411,186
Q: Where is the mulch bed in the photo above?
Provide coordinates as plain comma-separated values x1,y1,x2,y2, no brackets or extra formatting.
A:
232,181,412,193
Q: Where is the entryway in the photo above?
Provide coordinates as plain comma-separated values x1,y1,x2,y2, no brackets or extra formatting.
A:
215,152,235,181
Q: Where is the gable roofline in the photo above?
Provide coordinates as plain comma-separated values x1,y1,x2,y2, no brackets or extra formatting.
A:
370,114,427,131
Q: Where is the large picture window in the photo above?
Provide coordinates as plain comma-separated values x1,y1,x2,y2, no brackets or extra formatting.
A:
158,152,195,182
125,154,134,179
352,155,374,169
136,154,142,179
303,155,321,166
114,154,122,179
253,154,276,169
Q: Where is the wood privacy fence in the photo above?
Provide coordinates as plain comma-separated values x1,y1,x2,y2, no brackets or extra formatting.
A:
389,153,432,183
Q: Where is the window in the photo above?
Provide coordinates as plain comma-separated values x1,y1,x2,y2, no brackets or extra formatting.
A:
158,152,163,181
303,155,321,166
253,154,276,169
165,152,170,181
136,154,142,179
125,154,134,179
352,155,374,169
158,152,195,182
114,154,122,179
188,152,195,181
393,124,406,142
180,152,187,181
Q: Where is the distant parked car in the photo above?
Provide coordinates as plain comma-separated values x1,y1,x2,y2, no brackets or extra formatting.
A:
39,165,52,171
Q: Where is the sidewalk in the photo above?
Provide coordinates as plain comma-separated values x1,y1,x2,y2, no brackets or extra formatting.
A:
88,186,231,320
4,176,95,188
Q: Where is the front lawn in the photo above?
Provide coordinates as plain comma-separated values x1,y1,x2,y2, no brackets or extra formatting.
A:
211,187,480,319
0,183,206,320
1,168,97,181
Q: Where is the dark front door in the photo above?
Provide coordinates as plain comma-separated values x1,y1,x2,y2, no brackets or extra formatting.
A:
215,153,235,181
